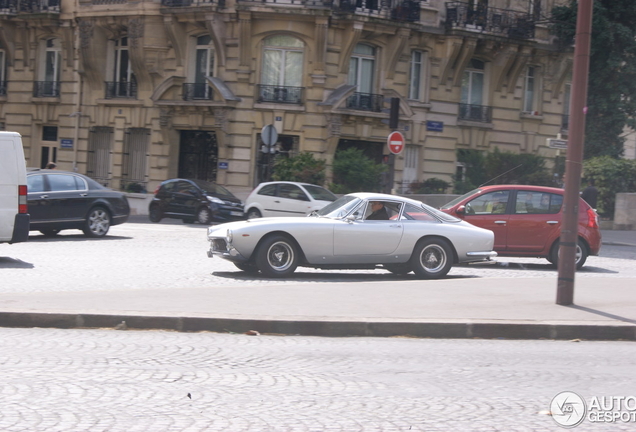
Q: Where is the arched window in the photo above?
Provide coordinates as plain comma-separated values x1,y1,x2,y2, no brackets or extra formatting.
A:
460,59,490,122
110,37,136,98
259,35,304,104
192,35,214,100
347,44,380,111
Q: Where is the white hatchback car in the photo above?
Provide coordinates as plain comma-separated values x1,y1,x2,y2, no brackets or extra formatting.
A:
244,181,337,219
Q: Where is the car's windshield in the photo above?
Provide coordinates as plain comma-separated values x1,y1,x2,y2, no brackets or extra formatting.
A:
315,196,361,218
440,188,482,209
303,185,337,202
191,179,234,197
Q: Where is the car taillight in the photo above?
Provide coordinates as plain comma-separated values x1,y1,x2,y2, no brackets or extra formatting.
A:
18,185,28,214
154,186,160,195
587,208,599,229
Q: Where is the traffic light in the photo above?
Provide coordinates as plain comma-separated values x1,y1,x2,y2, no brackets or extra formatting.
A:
389,97,399,130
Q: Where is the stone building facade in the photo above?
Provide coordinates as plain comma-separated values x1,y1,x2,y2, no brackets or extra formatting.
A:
0,0,572,197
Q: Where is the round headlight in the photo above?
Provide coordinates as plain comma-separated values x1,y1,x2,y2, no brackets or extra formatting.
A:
226,229,233,244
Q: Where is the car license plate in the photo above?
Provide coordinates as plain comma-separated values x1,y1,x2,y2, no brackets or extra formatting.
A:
231,211,243,217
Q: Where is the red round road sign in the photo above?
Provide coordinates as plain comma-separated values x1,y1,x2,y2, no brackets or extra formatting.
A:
387,131,405,155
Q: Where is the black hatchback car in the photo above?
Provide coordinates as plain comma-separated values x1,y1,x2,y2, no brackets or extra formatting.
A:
148,178,244,224
26,169,130,237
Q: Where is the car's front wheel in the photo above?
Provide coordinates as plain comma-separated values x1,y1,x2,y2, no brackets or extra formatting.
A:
83,207,111,238
148,205,162,223
410,238,453,279
255,235,299,278
197,207,212,225
549,239,588,270
246,208,262,219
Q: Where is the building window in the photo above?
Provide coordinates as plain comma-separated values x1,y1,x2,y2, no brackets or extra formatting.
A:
402,145,419,192
460,59,490,122
184,35,215,101
259,35,304,104
0,49,6,97
40,126,58,169
121,128,149,193
523,66,536,113
34,38,61,97
409,51,423,100
87,127,113,185
107,37,136,98
562,83,571,131
347,44,382,111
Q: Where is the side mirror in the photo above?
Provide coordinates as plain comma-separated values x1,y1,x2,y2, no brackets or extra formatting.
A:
345,215,356,223
456,206,466,216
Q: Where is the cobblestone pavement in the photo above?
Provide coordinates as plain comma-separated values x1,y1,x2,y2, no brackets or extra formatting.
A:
0,222,635,295
0,327,634,432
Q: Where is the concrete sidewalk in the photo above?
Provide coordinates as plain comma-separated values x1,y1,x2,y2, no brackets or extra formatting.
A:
1,275,634,341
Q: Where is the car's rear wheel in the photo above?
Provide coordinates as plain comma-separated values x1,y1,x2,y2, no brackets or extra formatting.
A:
148,205,162,223
40,229,61,237
410,238,453,279
549,239,588,270
255,235,298,278
83,207,111,238
247,208,262,219
197,207,212,225
234,262,260,274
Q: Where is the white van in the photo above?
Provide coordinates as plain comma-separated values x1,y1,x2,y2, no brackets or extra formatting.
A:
0,131,30,244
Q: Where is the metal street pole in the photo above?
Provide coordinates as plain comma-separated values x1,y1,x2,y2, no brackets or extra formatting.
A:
557,0,593,305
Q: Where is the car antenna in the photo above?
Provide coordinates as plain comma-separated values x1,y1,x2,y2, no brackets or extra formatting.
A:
478,164,522,187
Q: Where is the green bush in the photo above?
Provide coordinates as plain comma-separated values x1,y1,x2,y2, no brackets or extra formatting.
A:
272,152,326,185
330,147,386,194
582,156,636,218
409,178,451,194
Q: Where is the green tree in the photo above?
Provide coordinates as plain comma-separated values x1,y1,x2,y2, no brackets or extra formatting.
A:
330,147,386,194
551,0,636,158
583,156,636,217
272,152,326,185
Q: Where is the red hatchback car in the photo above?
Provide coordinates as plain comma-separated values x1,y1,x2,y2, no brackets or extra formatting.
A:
440,185,601,269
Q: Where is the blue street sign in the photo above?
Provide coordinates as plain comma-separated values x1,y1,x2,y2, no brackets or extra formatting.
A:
218,162,229,169
60,139,73,149
426,121,444,132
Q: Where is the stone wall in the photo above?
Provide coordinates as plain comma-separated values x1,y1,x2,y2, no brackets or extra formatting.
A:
613,193,636,230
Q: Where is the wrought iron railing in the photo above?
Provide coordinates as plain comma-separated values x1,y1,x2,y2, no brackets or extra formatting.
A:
183,83,214,101
33,81,60,98
161,0,225,7
1,0,62,12
459,103,492,123
346,92,384,112
236,0,331,6
391,0,420,22
257,85,303,104
105,81,137,99
446,1,535,40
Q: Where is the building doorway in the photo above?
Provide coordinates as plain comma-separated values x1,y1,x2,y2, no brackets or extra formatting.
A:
178,130,218,182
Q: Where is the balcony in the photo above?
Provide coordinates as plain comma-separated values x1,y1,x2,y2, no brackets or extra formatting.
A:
161,0,225,7
236,0,332,7
105,81,137,99
182,83,214,101
346,92,384,112
459,103,492,123
337,0,420,22
33,81,60,98
257,85,303,105
445,1,535,40
0,0,60,13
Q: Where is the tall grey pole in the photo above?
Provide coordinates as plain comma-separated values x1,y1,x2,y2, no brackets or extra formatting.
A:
557,0,593,305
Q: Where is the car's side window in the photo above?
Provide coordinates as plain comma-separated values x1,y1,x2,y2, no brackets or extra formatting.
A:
27,174,46,193
363,201,402,221
466,191,510,215
401,203,438,222
176,181,194,195
74,177,88,191
48,174,79,192
278,184,307,201
258,184,277,196
515,192,562,214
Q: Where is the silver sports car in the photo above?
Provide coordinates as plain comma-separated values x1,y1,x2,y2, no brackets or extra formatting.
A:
207,193,496,278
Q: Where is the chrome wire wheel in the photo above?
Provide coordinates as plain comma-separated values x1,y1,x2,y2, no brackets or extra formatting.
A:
266,241,295,271
255,235,299,278
84,208,110,238
410,238,453,279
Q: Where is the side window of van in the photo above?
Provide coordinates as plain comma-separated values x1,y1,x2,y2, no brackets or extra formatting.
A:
27,174,46,193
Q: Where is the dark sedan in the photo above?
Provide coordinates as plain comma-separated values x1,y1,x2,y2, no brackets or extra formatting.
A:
148,178,244,224
26,169,130,237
